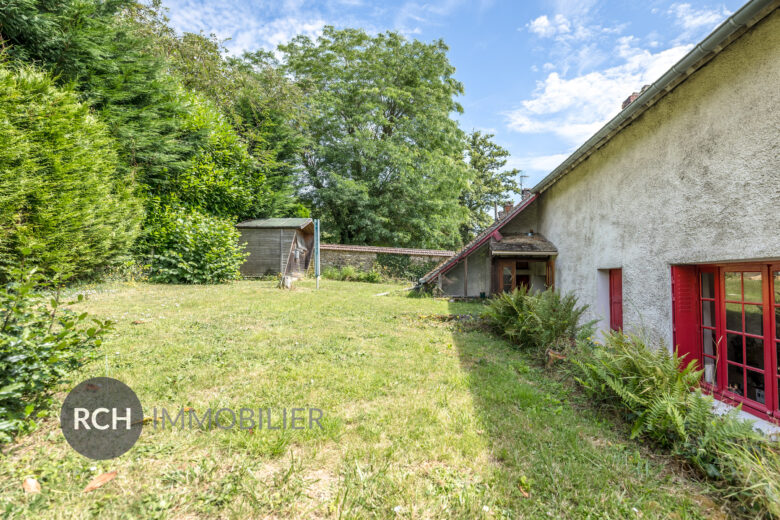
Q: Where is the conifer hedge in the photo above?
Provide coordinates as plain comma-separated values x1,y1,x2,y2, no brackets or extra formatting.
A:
0,64,141,280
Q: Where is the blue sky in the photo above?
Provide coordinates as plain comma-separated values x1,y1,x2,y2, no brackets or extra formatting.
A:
162,0,743,189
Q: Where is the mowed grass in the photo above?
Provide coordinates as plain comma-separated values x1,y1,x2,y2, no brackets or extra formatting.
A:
0,279,725,519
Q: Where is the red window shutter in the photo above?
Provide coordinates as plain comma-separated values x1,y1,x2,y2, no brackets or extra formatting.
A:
671,265,700,370
609,269,623,331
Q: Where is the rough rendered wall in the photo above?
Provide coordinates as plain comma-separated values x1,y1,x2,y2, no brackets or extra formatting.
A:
536,11,780,348
465,244,491,297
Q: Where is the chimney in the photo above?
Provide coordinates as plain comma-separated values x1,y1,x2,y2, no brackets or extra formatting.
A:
503,203,513,215
621,84,651,110
521,188,532,200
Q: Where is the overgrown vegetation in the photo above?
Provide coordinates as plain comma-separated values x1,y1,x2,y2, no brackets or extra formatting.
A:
482,286,596,356
321,266,384,284
0,268,109,442
574,333,780,518
482,288,780,518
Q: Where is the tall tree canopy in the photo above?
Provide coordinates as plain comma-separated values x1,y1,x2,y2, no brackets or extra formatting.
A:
461,130,522,241
281,27,470,249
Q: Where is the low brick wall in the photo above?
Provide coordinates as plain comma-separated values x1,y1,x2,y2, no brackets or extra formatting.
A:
320,244,452,271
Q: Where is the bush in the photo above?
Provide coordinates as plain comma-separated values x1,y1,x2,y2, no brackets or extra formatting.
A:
573,332,780,517
0,63,141,281
322,266,385,284
482,287,595,356
0,267,110,442
145,207,247,284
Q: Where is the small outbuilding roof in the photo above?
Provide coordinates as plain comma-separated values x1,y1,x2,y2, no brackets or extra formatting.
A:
236,218,314,233
490,233,557,256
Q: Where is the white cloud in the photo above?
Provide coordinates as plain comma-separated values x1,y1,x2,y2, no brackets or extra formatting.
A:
668,3,731,31
527,14,571,38
506,42,692,144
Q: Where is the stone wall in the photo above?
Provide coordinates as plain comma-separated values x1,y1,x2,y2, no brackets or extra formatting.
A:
320,248,449,271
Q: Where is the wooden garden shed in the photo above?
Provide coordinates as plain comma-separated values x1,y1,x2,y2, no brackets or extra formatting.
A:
236,218,314,278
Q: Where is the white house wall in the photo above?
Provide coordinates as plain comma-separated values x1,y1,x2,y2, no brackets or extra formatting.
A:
536,10,780,349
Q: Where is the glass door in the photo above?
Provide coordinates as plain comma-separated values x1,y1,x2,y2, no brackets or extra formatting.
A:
720,267,771,411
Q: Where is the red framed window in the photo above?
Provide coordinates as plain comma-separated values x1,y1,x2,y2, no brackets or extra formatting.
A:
609,269,623,331
672,262,780,421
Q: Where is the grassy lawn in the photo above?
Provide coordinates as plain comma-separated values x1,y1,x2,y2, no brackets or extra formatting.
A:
1,279,726,519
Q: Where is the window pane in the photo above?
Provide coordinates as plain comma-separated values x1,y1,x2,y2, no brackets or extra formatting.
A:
727,334,743,364
704,357,717,385
703,329,717,356
728,364,744,395
776,307,779,341
747,370,765,404
743,272,762,303
702,300,716,327
726,302,742,331
725,272,741,300
777,342,780,376
701,272,714,298
502,267,512,292
774,271,779,302
745,335,764,369
744,304,764,336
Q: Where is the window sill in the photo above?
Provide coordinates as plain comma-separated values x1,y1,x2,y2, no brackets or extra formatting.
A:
711,399,780,439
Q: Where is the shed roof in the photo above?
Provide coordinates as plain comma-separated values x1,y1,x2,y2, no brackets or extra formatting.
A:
236,218,314,232
490,234,557,255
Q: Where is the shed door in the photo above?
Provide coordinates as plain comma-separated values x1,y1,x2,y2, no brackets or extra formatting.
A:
609,269,623,331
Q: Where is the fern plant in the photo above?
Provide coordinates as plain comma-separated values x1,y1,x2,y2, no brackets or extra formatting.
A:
482,287,595,357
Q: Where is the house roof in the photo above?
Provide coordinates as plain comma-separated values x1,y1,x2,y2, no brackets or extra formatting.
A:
321,243,454,257
532,0,775,196
490,234,557,255
419,194,538,283
236,218,314,232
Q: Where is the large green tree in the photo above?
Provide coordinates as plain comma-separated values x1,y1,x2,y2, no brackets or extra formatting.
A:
460,130,522,241
128,6,308,218
281,27,470,249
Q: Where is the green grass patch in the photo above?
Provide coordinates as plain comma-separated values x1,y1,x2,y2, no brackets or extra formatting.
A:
0,280,725,518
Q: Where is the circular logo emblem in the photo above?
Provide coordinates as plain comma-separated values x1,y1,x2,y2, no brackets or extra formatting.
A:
60,377,143,460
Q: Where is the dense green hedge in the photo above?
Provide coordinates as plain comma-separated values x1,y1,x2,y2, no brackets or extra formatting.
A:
0,64,141,281
145,207,247,284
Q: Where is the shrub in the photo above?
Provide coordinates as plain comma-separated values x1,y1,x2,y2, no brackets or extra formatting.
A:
0,63,141,281
145,207,247,284
482,287,595,356
322,266,385,283
0,267,110,442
